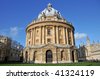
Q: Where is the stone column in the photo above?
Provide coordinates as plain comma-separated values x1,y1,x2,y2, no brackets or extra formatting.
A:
34,28,36,45
63,27,66,44
52,52,57,63
31,29,33,45
44,26,46,44
68,49,72,63
71,30,74,45
40,27,42,44
74,50,78,62
33,28,34,45
26,32,28,46
53,26,56,43
42,49,46,63
56,26,59,44
27,31,30,46
45,26,47,44
42,26,44,44
66,28,69,45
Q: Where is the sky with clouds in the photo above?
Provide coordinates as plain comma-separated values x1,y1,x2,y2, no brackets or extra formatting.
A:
0,0,100,47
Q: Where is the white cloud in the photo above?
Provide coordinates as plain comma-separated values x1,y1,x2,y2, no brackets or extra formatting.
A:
10,27,18,36
74,32,87,40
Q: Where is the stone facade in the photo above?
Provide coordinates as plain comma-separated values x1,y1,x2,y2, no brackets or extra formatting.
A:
78,36,100,61
23,3,78,63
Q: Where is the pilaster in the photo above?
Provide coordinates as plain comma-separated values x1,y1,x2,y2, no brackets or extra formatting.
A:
66,28,69,45
53,26,56,43
63,27,66,44
33,28,34,45
71,30,74,45
42,26,45,44
56,26,59,44
31,29,33,45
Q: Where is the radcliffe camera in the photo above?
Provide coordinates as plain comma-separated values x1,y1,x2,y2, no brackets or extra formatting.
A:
0,1,100,66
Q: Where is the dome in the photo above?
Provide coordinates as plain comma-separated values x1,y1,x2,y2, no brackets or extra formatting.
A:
38,3,63,19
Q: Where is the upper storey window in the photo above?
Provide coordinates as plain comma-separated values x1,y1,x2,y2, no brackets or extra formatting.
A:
59,28,62,35
47,39,51,43
36,29,39,36
47,28,52,36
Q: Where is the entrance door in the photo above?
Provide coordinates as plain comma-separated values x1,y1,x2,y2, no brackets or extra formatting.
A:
72,51,74,62
46,50,52,63
25,51,28,62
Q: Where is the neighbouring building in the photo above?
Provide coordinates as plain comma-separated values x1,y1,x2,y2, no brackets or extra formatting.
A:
0,35,23,62
9,41,23,62
23,3,78,63
0,35,11,62
78,36,100,61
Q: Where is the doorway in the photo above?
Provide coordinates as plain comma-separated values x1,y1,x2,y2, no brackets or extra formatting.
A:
72,51,74,62
25,51,28,62
46,50,52,63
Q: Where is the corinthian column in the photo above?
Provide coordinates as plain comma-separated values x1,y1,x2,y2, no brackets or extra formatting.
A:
40,27,42,44
26,32,28,46
42,26,45,44
53,26,56,43
31,29,33,45
71,30,74,45
33,28,34,45
66,28,69,45
63,27,66,44
56,26,59,44
34,28,36,45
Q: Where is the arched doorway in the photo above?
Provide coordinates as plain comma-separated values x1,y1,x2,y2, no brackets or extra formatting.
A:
72,51,74,62
46,50,52,63
5,56,8,62
33,51,36,63
61,50,64,61
25,51,28,62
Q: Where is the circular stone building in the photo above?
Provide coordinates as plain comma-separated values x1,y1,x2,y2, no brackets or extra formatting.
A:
23,3,78,63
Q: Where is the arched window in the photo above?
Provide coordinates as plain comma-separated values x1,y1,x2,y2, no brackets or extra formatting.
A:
47,28,52,35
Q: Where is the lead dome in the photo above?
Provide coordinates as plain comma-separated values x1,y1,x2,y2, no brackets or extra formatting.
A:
38,3,63,19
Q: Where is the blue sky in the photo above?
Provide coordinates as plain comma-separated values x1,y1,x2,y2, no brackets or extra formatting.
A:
0,0,100,47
